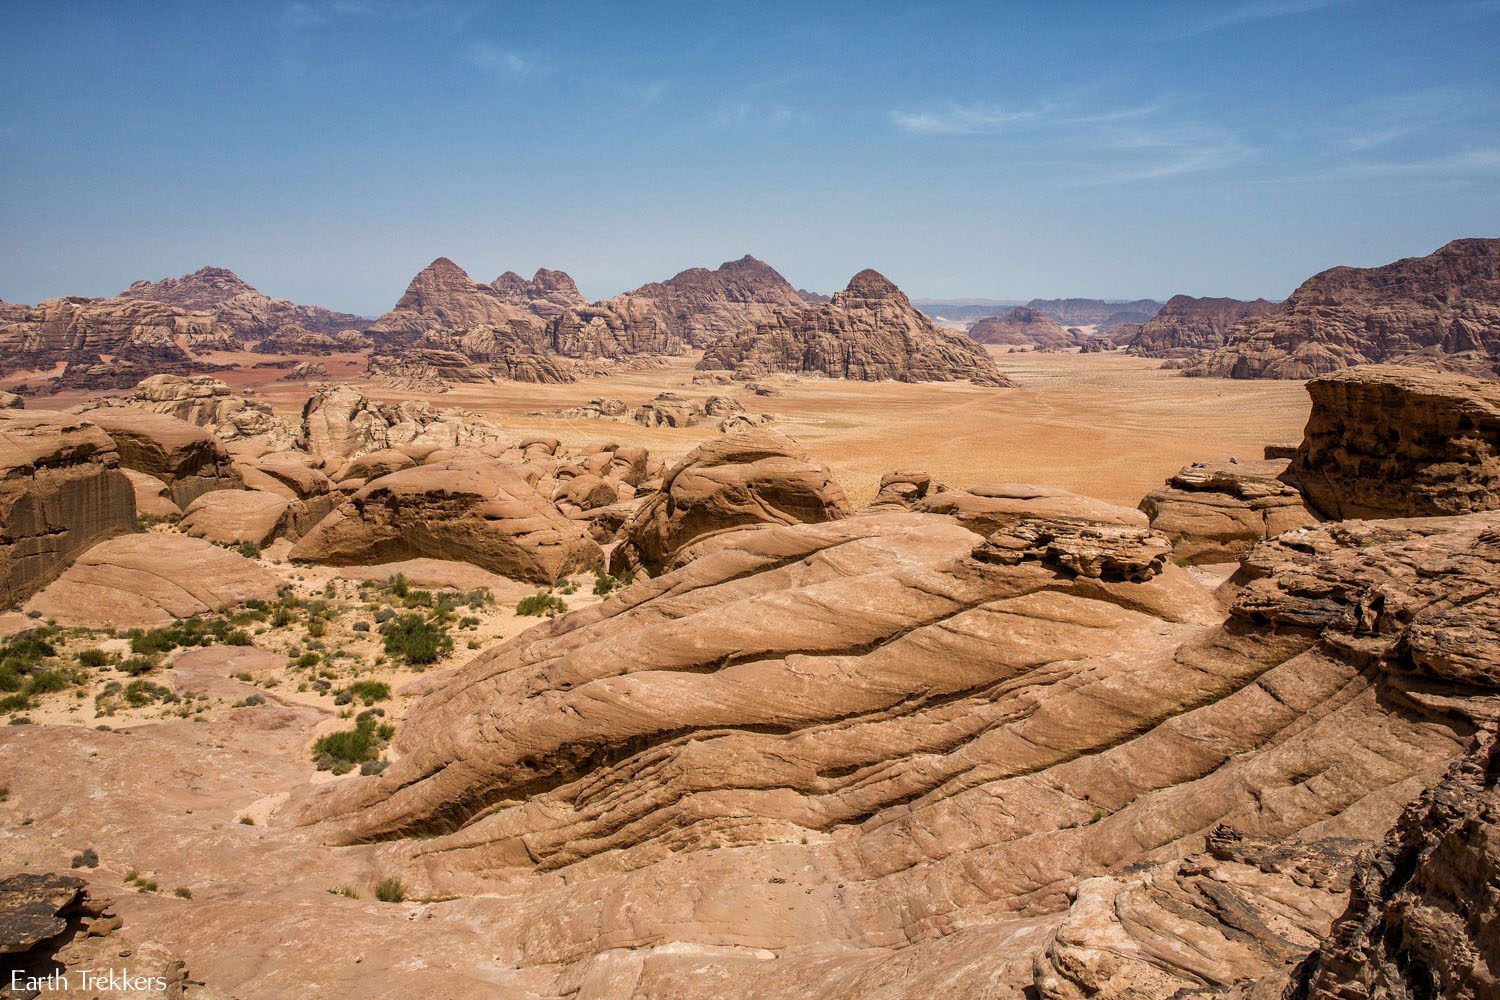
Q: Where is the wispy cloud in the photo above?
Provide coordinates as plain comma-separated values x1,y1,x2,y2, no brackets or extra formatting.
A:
1171,0,1361,38
463,41,532,78
889,96,1252,185
1337,147,1500,178
889,101,1060,136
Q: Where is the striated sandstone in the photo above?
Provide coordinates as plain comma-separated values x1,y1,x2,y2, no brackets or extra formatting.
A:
1140,457,1319,563
85,409,244,508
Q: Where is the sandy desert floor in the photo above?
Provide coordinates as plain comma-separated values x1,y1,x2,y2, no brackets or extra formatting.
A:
27,348,1311,508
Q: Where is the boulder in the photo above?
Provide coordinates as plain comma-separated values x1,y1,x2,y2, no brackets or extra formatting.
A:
1286,364,1500,519
25,533,281,629
180,489,293,547
1140,457,1319,563
84,409,242,507
612,429,851,573
0,410,136,608
288,460,603,584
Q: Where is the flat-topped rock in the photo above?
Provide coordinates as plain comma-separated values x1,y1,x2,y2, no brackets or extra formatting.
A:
85,409,242,507
1140,457,1319,563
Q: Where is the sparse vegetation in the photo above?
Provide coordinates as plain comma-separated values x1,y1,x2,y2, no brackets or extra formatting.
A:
311,711,395,774
516,592,568,617
70,847,98,868
342,680,390,706
592,570,633,597
173,886,192,899
381,614,451,666
77,647,111,668
374,877,406,903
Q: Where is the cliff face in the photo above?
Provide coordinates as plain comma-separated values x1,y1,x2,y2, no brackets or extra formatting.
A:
1126,294,1279,358
1182,238,1500,379
0,296,228,375
629,255,808,347
699,269,1012,385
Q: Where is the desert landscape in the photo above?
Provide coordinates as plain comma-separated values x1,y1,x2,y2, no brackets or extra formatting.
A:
3,3,1499,999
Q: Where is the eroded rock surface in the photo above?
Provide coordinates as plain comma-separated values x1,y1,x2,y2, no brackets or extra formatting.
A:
628,254,808,348
611,429,851,573
85,409,244,507
1125,294,1279,359
1141,457,1319,563
1287,364,1500,519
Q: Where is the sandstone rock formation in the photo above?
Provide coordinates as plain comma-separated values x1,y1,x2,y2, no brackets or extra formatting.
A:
491,267,588,321
1183,238,1500,379
699,270,1012,385
122,468,181,520
180,489,295,547
367,258,546,346
1025,297,1163,329
0,872,119,959
611,429,851,573
85,409,244,507
1125,294,1279,358
288,459,604,584
25,533,281,628
281,360,328,380
1140,457,1319,563
288,499,1500,998
0,295,228,377
967,307,1084,349
299,385,506,459
1289,728,1500,1000
0,410,136,607
121,265,368,339
1286,365,1500,519
628,254,808,347
251,322,368,355
908,481,1148,535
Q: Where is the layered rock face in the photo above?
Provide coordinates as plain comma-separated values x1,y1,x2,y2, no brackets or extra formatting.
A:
0,295,226,376
292,499,1498,995
1287,365,1500,519
288,459,604,584
491,267,588,321
1183,238,1500,379
84,410,244,507
0,410,136,607
1125,294,1279,358
251,322,368,355
1289,729,1500,1000
628,254,808,347
967,307,1083,349
367,258,544,345
119,265,369,339
699,270,1013,385
1140,457,1318,563
611,429,851,573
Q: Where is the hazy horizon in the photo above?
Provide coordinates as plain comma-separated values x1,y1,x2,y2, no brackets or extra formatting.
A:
4,0,1498,314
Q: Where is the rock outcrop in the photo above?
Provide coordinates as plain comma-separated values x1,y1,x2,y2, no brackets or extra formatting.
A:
0,295,228,376
290,503,1499,997
85,410,244,507
967,307,1083,349
1183,238,1500,379
1286,365,1500,519
298,385,506,459
699,270,1012,385
1125,294,1279,358
119,265,369,339
611,430,851,573
1140,457,1319,563
251,322,368,355
288,459,604,584
25,533,281,628
1289,729,1500,1000
367,258,682,378
628,254,808,347
0,410,136,607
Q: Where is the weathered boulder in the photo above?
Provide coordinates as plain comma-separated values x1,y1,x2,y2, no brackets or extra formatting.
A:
1140,457,1319,563
1285,364,1500,519
180,489,293,547
289,460,603,584
299,385,507,460
84,409,242,507
0,410,136,608
25,533,281,629
0,872,117,956
612,429,851,573
634,391,705,428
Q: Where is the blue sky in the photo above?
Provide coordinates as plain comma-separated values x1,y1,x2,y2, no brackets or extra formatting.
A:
2,0,1498,314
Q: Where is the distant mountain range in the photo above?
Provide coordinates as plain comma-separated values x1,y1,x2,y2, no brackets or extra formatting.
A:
916,297,1163,329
